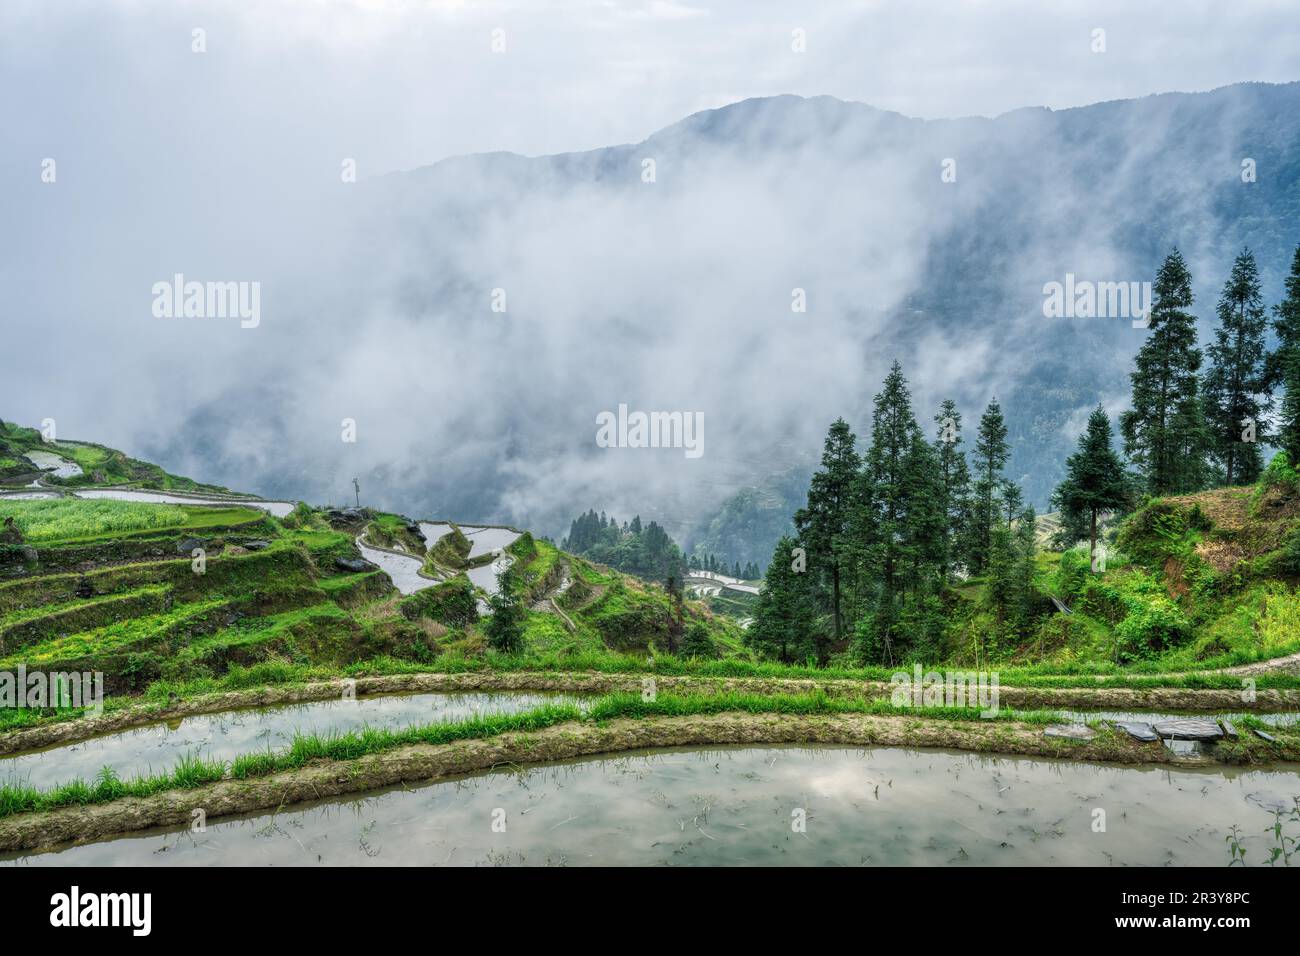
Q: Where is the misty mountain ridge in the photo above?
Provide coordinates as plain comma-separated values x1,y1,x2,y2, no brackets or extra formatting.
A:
129,81,1300,570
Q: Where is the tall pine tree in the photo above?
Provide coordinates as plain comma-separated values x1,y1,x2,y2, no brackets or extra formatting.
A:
1203,249,1271,485
970,399,1009,572
851,363,947,663
1052,406,1131,560
1011,506,1040,638
747,536,819,664
1001,479,1024,526
793,418,860,661
1271,246,1300,465
1121,248,1208,495
933,399,972,580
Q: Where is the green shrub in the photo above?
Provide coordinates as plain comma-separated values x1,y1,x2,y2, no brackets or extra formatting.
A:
1261,451,1300,491
679,622,717,659
427,526,471,570
400,575,479,627
507,531,537,562
281,502,316,530
1278,528,1300,577
1080,579,1125,623
1057,548,1089,598
1114,594,1192,662
1116,501,1192,565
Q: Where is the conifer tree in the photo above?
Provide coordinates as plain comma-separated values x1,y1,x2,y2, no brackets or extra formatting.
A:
1001,480,1024,526
485,567,526,653
985,522,1015,629
1011,506,1039,636
899,431,949,642
747,536,818,664
793,418,861,655
970,399,1009,571
1203,249,1271,485
851,362,947,663
933,399,972,578
680,621,717,659
1121,249,1207,495
1052,406,1131,559
664,573,684,654
1271,246,1300,464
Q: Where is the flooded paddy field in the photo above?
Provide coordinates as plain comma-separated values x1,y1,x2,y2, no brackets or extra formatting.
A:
354,537,437,595
23,451,83,480
460,526,521,559
0,692,582,792
5,745,1297,867
70,488,295,518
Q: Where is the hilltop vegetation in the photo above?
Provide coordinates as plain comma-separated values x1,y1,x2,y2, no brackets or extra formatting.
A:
0,421,228,492
560,509,687,583
747,243,1300,673
0,433,743,716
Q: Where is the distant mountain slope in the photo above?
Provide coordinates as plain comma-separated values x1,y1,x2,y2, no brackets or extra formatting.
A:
686,463,812,571
140,83,1300,543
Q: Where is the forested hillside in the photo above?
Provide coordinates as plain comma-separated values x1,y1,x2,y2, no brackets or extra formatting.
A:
748,244,1300,668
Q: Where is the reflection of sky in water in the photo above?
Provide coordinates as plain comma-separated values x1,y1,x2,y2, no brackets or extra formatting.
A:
0,692,579,791
461,526,520,559
355,538,438,595
418,522,453,548
8,746,1299,867
23,450,82,478
72,488,293,518
466,557,510,595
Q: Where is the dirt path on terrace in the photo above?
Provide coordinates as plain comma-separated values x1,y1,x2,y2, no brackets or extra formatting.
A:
0,709,1237,854
1214,650,1300,676
4,671,1299,757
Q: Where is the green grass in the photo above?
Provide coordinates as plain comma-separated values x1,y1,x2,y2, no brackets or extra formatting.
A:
6,639,1300,741
44,444,124,483
172,603,351,666
0,498,187,543
0,498,267,545
0,756,229,818
0,583,169,631
372,648,1300,689
521,609,604,655
318,571,380,594
0,598,230,666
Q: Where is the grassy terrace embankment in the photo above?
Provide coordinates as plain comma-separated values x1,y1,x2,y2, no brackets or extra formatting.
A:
951,480,1300,675
3,688,1296,852
3,662,1299,756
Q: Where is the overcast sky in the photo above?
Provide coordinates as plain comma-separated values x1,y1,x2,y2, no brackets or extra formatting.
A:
4,0,1300,175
